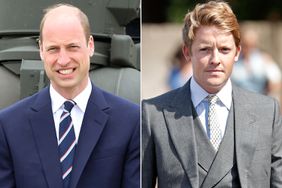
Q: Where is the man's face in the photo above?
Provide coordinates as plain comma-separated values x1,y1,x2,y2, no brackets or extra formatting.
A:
40,9,94,97
184,26,240,93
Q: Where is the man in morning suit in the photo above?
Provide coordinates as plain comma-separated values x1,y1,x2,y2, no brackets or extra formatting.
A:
142,1,282,188
0,4,140,188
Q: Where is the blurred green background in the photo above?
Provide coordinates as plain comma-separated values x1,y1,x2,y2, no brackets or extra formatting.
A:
143,0,282,23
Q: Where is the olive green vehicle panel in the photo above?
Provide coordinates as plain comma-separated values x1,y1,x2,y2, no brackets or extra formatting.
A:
0,0,140,108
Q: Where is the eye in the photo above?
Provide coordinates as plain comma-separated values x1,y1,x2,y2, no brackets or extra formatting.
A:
220,47,231,54
46,47,58,53
200,47,209,52
69,44,80,49
67,45,80,52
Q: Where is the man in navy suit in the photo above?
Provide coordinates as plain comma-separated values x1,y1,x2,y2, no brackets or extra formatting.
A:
0,3,140,188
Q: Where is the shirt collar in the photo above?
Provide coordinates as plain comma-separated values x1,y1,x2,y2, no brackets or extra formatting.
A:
190,77,208,108
216,79,232,110
73,79,92,113
190,76,232,109
50,78,92,113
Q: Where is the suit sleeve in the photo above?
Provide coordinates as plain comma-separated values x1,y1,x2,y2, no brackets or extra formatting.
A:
142,101,157,188
122,111,140,188
0,121,16,188
270,99,282,187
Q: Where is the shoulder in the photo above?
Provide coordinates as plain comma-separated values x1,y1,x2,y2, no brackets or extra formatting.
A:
143,86,184,109
0,87,47,118
232,84,280,116
91,86,140,137
92,85,139,116
102,89,138,110
233,84,275,104
0,88,50,133
142,86,186,112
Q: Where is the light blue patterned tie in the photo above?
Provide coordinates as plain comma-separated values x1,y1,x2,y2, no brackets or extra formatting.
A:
208,95,221,151
58,100,76,188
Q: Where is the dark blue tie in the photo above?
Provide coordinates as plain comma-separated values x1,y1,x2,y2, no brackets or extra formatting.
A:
58,100,76,188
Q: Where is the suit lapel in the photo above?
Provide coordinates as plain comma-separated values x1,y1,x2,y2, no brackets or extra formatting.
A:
233,85,259,188
70,85,109,188
29,87,63,188
163,81,199,188
192,114,216,185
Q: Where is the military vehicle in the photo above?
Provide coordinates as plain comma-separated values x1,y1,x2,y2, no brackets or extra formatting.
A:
0,0,140,109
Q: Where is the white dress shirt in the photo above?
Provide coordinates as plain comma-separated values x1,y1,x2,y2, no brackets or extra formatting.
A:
50,79,92,144
190,77,232,140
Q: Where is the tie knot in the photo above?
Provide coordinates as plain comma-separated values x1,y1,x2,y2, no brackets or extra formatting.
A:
208,95,218,105
63,100,75,113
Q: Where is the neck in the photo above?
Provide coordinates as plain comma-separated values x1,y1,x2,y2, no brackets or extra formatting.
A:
51,79,89,100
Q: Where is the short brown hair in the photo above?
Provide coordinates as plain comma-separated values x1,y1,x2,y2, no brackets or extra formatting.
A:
182,1,240,49
39,3,91,42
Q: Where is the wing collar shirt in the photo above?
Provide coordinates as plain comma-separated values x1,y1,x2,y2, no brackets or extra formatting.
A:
190,76,232,139
50,79,92,144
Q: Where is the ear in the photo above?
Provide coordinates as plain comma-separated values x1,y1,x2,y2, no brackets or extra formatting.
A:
38,40,44,60
182,45,191,62
88,36,95,57
234,45,241,61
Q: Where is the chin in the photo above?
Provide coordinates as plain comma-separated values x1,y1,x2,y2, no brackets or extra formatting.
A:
206,80,226,91
206,78,225,86
56,80,77,89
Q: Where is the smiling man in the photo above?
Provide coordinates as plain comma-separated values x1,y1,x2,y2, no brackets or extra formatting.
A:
39,5,94,100
0,4,139,188
142,1,282,188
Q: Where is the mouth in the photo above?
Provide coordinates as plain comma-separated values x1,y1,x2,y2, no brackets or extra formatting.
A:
206,69,224,73
206,69,224,77
57,68,75,75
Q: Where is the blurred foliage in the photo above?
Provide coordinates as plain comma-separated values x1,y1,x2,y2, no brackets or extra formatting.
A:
167,0,282,22
143,0,282,23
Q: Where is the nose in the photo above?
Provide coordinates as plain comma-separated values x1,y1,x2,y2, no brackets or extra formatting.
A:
57,49,70,66
210,49,220,65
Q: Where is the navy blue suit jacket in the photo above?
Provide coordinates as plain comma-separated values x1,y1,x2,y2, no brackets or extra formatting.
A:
0,84,140,188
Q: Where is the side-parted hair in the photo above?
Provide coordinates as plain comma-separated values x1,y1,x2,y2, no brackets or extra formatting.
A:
39,3,91,42
182,1,240,49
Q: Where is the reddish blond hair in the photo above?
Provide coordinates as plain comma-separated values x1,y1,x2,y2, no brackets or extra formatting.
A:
182,1,240,49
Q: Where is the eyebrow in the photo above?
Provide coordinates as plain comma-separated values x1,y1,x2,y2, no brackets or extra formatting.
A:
198,38,234,46
44,41,81,48
45,44,58,49
67,42,81,46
